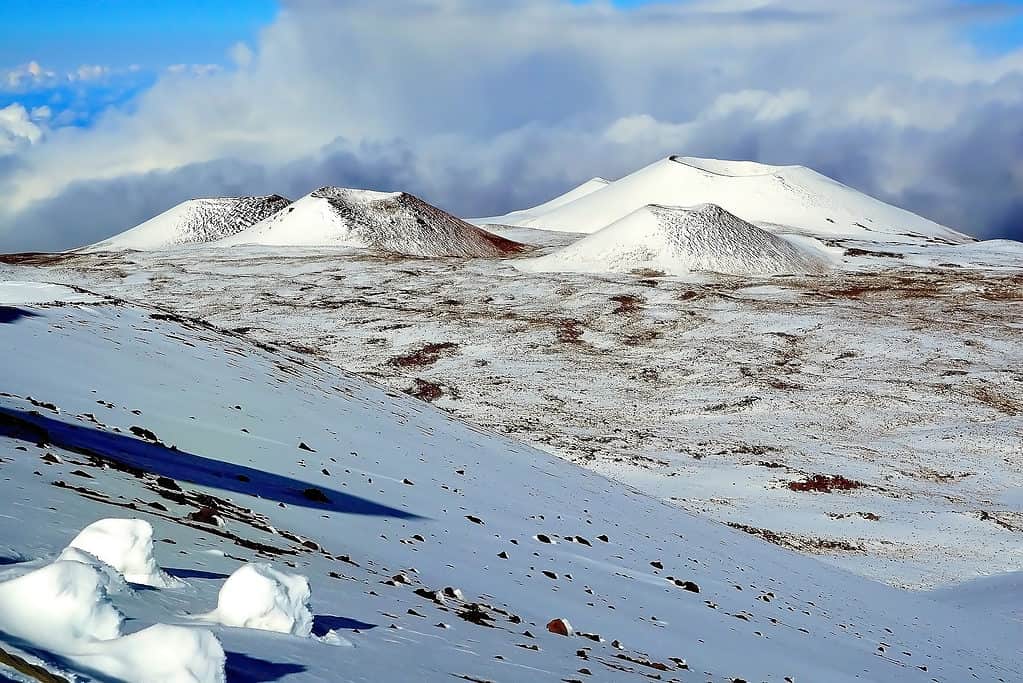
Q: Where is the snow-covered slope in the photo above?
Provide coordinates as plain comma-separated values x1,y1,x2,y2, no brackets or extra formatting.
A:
218,187,525,257
473,177,610,226
84,195,291,251
1,282,1020,682
490,156,973,244
518,203,828,276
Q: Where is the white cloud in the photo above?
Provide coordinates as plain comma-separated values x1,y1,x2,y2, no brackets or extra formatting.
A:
69,64,110,82
4,61,58,90
230,42,254,69
0,103,45,154
1,0,1022,249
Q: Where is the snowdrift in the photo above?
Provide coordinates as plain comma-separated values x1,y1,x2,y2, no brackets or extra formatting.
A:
61,518,176,588
0,558,225,682
490,155,973,244
218,187,525,257
200,563,312,636
84,195,291,251
518,203,827,277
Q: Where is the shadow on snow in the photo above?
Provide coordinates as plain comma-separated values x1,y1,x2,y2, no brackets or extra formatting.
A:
312,614,377,635
224,652,307,683
0,406,423,520
0,307,39,325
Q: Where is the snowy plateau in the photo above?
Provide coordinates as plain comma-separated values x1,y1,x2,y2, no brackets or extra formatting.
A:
0,155,1021,683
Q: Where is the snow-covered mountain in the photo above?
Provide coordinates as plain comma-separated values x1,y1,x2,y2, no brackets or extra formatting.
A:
1,280,1019,682
217,187,525,257
84,195,292,251
518,203,827,276
474,176,610,226
481,156,973,245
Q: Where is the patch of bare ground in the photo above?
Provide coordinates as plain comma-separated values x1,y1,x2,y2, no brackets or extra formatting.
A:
788,474,866,493
388,342,459,368
609,294,644,315
978,510,1023,533
553,318,585,344
406,378,443,402
727,523,864,553
629,268,665,278
0,646,68,683
963,383,1021,416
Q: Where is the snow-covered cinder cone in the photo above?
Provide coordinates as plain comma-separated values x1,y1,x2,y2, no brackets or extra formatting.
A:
62,518,177,587
205,563,312,636
216,186,527,257
517,203,827,277
0,560,123,650
83,195,292,251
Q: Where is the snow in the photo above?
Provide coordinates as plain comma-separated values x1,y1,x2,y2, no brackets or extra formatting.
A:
0,560,123,648
217,186,526,257
2,155,1022,682
1,283,1020,682
0,558,225,682
0,280,99,304
517,203,828,276
72,624,226,683
83,195,291,252
200,563,312,636
473,176,609,226
62,518,177,588
487,155,974,245
45,245,1023,589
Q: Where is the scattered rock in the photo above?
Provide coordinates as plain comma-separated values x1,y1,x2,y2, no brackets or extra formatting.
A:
129,425,159,442
546,618,573,636
302,487,330,503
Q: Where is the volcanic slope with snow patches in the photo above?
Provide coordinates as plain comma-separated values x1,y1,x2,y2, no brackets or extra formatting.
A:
217,186,525,257
84,195,292,251
518,203,828,276
483,155,973,245
1,280,1020,682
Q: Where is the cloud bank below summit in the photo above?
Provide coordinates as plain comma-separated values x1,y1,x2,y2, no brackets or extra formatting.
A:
1,0,1022,251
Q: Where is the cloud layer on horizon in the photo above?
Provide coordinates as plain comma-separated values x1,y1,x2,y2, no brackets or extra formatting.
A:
1,0,1022,251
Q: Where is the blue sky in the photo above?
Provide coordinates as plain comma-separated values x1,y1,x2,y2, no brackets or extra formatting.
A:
0,1,278,70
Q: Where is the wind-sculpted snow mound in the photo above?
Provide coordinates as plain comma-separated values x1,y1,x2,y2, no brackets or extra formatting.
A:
490,155,973,244
518,203,827,277
0,560,123,648
61,517,176,588
84,195,291,251
218,187,526,257
199,563,313,636
0,559,225,683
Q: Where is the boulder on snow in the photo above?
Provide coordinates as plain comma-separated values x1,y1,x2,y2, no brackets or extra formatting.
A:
546,617,573,636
